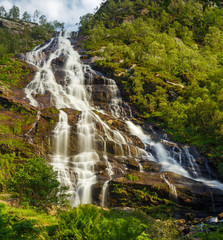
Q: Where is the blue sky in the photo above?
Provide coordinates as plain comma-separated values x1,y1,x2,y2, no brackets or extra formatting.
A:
0,0,102,29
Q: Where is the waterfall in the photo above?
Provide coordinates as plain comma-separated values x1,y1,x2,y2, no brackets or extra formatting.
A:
126,121,223,191
23,31,223,208
24,32,99,205
161,173,178,201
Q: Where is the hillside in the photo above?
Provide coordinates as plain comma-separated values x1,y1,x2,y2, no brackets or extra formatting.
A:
79,0,223,177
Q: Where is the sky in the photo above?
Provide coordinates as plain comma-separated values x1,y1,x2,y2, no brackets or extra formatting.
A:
0,0,102,29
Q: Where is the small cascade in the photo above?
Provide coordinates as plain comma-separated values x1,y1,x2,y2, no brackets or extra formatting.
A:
161,174,178,201
210,191,216,212
183,146,201,178
25,111,41,143
126,121,223,192
101,156,113,208
126,121,191,178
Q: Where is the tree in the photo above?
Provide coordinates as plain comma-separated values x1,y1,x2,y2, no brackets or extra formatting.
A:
8,5,20,20
7,157,69,211
39,14,47,26
78,13,93,34
33,10,40,23
52,20,65,31
200,0,223,8
22,11,31,22
0,6,7,18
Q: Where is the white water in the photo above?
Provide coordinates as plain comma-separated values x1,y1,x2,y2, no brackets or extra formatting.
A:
24,32,136,206
25,32,99,205
161,173,178,200
24,31,223,207
25,110,41,143
126,121,223,191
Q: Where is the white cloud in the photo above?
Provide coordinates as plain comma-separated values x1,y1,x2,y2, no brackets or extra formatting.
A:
0,0,102,29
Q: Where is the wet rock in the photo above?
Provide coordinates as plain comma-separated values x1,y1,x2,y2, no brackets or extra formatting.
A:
51,56,66,68
95,161,107,173
106,141,115,155
91,85,112,103
124,158,139,170
141,161,161,172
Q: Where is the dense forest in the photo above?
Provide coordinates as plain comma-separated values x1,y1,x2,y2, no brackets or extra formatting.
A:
79,0,223,177
1,1,223,239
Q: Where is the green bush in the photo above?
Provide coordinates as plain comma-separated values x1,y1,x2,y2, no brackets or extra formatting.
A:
55,205,149,240
7,157,69,211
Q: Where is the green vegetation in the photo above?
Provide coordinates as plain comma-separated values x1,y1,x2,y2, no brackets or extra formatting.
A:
0,203,57,239
190,223,223,239
79,0,223,175
7,157,69,211
0,24,48,56
0,5,64,57
55,204,179,240
0,153,22,190
111,182,173,212
0,203,180,240
0,55,31,86
126,173,139,181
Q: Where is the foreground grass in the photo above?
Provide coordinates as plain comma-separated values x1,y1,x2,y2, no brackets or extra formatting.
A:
0,203,181,240
5,205,58,227
2,202,223,239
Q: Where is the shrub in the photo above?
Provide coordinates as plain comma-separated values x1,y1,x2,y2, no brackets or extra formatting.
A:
7,157,69,211
55,205,149,240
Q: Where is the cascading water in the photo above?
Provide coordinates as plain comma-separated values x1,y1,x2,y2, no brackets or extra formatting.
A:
126,121,223,192
24,32,100,205
23,31,223,208
24,31,132,206
161,173,178,201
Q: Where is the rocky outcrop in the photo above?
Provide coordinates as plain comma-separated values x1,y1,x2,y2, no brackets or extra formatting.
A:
0,17,37,34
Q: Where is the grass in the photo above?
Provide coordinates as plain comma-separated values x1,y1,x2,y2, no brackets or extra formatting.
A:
0,201,180,240
5,205,58,227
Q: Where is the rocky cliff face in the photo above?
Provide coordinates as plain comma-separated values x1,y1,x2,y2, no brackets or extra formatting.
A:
0,17,37,34
3,32,223,218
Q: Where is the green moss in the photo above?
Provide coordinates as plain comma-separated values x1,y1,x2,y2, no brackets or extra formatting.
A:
192,223,223,240
126,174,139,181
0,56,30,86
0,115,10,120
110,182,173,212
0,124,11,134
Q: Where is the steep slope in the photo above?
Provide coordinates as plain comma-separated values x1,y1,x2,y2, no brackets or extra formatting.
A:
0,19,55,190
79,0,223,178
